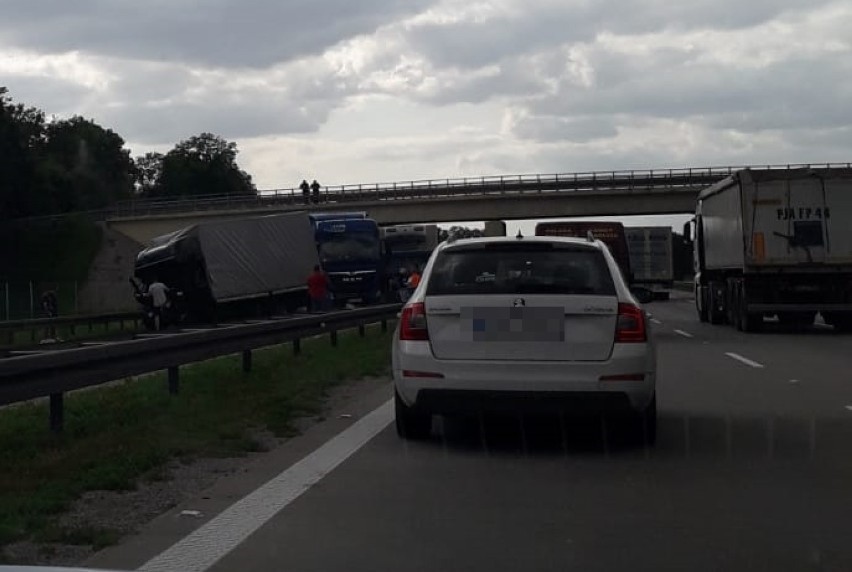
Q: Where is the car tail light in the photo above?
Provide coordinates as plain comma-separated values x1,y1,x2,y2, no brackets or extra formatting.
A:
615,303,646,343
400,302,429,341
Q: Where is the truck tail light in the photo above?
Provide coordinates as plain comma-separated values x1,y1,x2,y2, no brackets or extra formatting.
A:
616,303,647,343
753,232,766,262
400,302,429,341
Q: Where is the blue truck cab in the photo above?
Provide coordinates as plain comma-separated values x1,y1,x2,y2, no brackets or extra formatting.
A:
309,212,382,305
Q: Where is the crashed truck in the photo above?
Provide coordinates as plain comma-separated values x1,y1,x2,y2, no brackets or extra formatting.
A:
133,212,320,322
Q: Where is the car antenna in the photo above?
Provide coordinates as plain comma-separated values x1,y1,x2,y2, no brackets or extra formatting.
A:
516,230,524,239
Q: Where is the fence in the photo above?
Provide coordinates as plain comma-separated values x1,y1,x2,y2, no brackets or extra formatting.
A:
0,304,401,432
0,280,137,321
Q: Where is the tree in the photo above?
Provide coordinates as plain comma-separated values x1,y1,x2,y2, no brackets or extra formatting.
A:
36,116,135,212
134,152,164,196
148,133,255,198
0,87,42,219
441,225,483,241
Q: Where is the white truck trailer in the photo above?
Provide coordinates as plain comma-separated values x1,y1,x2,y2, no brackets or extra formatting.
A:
693,167,852,331
626,226,674,299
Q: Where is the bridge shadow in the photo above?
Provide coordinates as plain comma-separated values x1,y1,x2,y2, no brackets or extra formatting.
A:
421,411,852,464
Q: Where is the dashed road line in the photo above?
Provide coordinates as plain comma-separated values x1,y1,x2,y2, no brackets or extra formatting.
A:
845,406,852,413
674,329,694,338
725,352,765,369
789,379,800,384
137,399,394,572
651,318,662,325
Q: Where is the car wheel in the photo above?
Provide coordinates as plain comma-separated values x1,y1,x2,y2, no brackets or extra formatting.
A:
395,391,432,440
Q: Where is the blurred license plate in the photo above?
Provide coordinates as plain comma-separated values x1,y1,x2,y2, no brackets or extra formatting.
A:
461,307,564,342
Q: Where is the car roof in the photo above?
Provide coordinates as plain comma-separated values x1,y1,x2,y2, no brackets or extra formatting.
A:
438,235,608,251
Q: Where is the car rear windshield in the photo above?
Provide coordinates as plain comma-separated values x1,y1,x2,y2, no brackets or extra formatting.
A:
427,243,616,296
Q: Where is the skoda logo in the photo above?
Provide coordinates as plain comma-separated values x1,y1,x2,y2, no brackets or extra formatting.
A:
513,298,525,307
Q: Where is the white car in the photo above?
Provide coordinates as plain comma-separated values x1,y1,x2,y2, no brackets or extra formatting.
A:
391,234,657,443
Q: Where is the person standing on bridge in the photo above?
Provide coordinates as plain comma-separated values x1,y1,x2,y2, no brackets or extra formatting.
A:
311,179,321,204
300,179,310,205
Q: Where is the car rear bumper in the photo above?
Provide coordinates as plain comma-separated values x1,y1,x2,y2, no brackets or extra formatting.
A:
392,340,656,413
410,389,636,415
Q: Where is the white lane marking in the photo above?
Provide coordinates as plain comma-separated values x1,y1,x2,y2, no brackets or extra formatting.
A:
789,379,800,384
725,352,765,368
138,399,394,572
651,318,662,325
845,406,852,412
674,329,694,338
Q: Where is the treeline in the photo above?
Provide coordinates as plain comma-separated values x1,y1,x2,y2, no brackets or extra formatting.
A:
0,87,255,221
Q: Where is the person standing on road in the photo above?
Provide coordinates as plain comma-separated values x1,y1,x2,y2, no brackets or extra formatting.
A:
407,267,422,289
147,279,170,330
300,179,310,205
310,179,321,204
307,265,330,313
40,289,59,338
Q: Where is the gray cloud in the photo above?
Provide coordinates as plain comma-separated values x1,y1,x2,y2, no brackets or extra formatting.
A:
404,0,834,70
1,74,90,117
523,52,852,133
511,114,619,143
0,0,431,68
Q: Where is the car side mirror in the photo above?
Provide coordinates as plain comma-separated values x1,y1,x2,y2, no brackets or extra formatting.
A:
631,287,654,305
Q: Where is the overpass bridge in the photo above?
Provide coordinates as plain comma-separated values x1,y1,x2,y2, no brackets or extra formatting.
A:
106,163,847,245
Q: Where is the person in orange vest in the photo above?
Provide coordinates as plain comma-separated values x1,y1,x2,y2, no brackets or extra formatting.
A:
407,267,422,289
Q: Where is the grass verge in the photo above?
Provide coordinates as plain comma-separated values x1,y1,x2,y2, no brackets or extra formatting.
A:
0,325,393,557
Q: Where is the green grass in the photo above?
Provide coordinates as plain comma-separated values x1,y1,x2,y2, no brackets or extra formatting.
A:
0,325,392,556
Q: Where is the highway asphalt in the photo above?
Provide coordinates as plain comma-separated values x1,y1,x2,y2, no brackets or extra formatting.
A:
96,294,852,572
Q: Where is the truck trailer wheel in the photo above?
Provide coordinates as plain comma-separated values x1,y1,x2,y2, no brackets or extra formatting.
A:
708,282,726,325
778,312,816,329
696,287,709,323
737,283,762,333
825,312,852,333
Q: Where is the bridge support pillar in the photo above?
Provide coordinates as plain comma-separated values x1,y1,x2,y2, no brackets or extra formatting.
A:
484,220,506,237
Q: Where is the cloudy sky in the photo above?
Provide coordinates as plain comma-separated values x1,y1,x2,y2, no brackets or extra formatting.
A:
2,0,850,202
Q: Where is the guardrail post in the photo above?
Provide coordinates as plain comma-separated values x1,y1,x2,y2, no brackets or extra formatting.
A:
293,338,301,355
381,319,388,333
49,392,64,433
168,366,179,395
330,330,338,347
358,324,366,337
242,349,252,373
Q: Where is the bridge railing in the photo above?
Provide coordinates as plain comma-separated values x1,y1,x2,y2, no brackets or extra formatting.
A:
107,163,851,219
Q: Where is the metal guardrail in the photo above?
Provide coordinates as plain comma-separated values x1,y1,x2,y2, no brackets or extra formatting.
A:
106,163,852,219
0,304,401,432
0,312,141,346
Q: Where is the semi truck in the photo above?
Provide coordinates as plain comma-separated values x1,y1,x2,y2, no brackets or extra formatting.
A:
309,212,382,305
626,226,674,299
535,221,633,283
134,212,320,322
381,224,439,300
381,224,439,271
692,167,852,331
